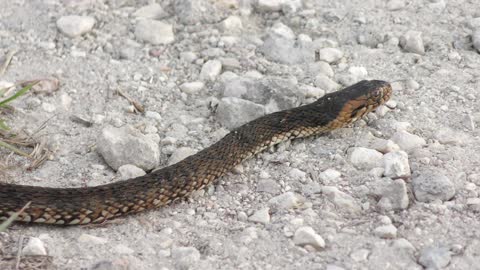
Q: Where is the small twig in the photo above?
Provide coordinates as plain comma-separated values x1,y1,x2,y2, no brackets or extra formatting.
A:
0,49,17,76
116,88,145,113
0,140,31,157
15,235,23,270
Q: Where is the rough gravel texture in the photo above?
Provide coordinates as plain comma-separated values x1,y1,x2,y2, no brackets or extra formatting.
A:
1,0,480,269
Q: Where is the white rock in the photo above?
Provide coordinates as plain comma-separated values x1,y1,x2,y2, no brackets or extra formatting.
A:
348,147,383,169
56,15,95,37
391,130,426,152
42,102,56,112
386,0,406,10
268,192,305,210
473,30,480,52
434,128,466,145
318,48,344,63
269,22,296,40
78,234,108,245
419,246,452,269
221,16,243,32
314,74,339,92
308,61,334,77
22,237,47,256
374,224,397,239
372,139,400,153
319,168,341,182
256,0,284,12
145,111,162,121
293,226,325,249
348,66,368,81
117,164,146,180
168,147,197,165
350,249,370,262
248,208,270,224
216,97,265,130
321,186,362,213
412,171,456,202
377,179,409,211
200,60,222,81
113,244,134,254
133,3,167,19
289,168,306,181
302,85,325,98
97,125,160,171
383,151,411,179
171,246,201,268
400,30,425,55
179,81,204,94
257,179,281,194
135,20,174,45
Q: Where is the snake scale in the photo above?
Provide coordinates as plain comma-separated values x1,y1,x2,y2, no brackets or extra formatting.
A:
0,80,392,226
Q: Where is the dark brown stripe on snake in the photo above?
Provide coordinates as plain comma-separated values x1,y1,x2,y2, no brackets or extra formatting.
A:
0,80,392,225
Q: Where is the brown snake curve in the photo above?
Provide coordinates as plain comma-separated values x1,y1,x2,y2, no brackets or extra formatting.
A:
0,80,392,225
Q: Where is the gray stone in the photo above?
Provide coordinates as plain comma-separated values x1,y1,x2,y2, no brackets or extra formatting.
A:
374,224,397,239
269,22,295,40
117,164,146,180
132,3,167,19
222,77,264,103
289,168,306,181
391,130,426,152
473,30,480,52
56,15,95,37
386,0,406,10
248,208,270,224
174,0,219,25
367,241,419,269
383,151,411,178
168,147,197,165
97,125,160,171
321,186,362,213
377,179,409,211
22,237,47,256
134,20,174,45
268,192,305,210
307,61,334,77
221,16,243,33
434,128,466,145
257,179,281,194
260,35,312,64
179,81,204,94
78,234,108,245
171,246,201,269
400,30,425,54
413,171,456,202
318,48,344,63
314,74,339,92
301,85,325,98
216,97,265,130
319,169,341,182
419,246,452,269
372,139,400,153
256,0,284,12
293,226,325,249
348,147,383,169
200,60,222,81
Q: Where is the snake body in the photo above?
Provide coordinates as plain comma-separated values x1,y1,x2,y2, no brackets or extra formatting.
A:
0,80,392,225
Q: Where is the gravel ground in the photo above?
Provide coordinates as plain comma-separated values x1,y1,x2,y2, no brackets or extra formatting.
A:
1,0,480,269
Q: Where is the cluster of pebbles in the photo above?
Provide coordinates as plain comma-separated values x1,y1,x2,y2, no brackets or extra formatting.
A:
1,0,479,269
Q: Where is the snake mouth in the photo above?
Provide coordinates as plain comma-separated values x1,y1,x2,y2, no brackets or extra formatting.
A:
346,81,392,121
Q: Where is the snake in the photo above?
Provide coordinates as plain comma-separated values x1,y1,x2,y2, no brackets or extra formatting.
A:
0,80,392,226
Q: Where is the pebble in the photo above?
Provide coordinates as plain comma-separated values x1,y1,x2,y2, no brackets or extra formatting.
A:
200,60,222,81
319,168,341,182
412,170,456,202
113,244,134,255
97,125,160,171
168,147,197,165
132,3,167,19
350,249,370,262
42,102,56,112
22,237,47,256
372,139,400,153
293,226,325,249
386,0,406,10
269,22,296,40
466,198,480,211
174,0,218,25
399,30,425,54
56,15,95,37
473,30,480,52
383,151,411,179
318,48,344,63
256,0,284,12
216,97,265,130
145,111,162,121
374,224,397,239
248,208,271,224
221,57,241,71
261,34,309,64
307,61,334,77
171,246,201,268
221,16,243,33
348,147,383,169
434,128,466,145
405,79,420,91
321,186,362,213
314,74,339,92
390,130,426,152
418,246,452,269
222,77,262,103
289,168,307,182
117,164,146,180
377,179,409,211
268,192,305,210
179,81,204,94
134,20,174,45
325,265,345,270
257,179,281,194
78,234,108,245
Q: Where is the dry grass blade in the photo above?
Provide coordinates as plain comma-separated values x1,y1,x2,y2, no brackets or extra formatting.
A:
0,255,53,270
0,49,17,76
117,88,145,113
0,202,31,232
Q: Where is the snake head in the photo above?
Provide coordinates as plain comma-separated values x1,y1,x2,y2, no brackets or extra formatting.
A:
322,80,392,125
